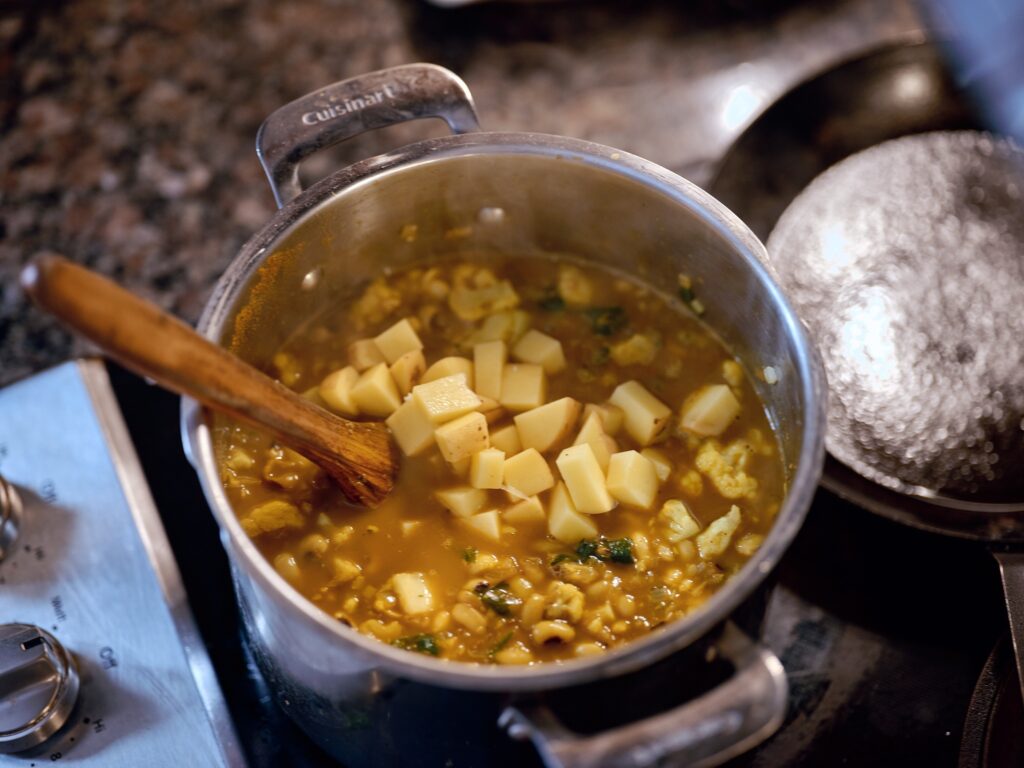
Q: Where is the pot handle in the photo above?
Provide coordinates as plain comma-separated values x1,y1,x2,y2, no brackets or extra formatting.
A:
993,550,1024,706
256,63,481,207
499,623,788,768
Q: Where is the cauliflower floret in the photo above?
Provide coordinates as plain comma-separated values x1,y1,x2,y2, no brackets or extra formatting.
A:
557,264,594,306
696,505,742,559
543,581,586,624
610,333,658,366
659,499,701,542
240,499,305,537
350,278,402,330
678,469,704,497
448,266,520,320
694,439,758,499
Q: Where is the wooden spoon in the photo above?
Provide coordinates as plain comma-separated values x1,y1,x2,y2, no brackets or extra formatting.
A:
20,254,397,507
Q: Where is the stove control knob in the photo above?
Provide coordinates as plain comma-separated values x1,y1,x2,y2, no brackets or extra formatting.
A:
0,624,80,754
0,475,21,562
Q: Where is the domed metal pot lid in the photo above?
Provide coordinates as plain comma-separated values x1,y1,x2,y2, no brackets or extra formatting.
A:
766,130,1024,510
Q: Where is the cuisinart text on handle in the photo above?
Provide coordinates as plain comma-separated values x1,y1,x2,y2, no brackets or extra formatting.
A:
301,84,400,126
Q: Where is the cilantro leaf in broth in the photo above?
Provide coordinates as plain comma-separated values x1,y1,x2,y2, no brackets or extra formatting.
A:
393,634,441,656
584,306,628,336
478,581,522,616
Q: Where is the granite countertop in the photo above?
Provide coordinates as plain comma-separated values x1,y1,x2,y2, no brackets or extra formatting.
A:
0,0,920,388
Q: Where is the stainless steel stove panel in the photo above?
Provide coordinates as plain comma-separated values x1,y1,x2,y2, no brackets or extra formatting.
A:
0,361,242,767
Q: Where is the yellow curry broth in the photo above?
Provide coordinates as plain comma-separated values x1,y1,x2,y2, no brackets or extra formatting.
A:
214,256,784,664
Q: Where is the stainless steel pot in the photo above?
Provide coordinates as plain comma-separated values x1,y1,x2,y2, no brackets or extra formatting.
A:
181,64,826,768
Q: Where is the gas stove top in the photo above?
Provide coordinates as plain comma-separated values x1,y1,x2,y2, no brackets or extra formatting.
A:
0,359,1013,767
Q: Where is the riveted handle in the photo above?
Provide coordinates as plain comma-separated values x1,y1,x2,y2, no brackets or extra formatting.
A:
499,623,788,768
256,63,481,207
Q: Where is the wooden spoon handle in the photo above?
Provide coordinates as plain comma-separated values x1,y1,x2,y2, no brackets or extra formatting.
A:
21,254,395,507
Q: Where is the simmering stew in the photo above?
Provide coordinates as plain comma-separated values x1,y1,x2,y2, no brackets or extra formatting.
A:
214,257,785,664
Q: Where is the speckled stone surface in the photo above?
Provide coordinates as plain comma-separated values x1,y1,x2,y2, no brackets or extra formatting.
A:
0,0,920,388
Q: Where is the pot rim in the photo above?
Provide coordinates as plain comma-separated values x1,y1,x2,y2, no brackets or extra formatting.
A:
181,130,827,692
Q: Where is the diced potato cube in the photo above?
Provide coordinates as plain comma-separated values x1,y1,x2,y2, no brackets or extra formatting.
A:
422,356,474,388
513,330,566,375
473,339,507,401
499,364,547,412
557,264,594,306
459,510,502,543
374,318,423,364
574,411,605,446
573,412,618,472
508,310,531,343
348,338,385,371
318,366,360,416
503,495,546,524
641,448,671,483
434,412,489,463
608,380,671,446
680,384,741,437
661,499,701,541
514,397,581,453
466,309,531,345
386,399,435,456
548,482,598,544
389,349,425,395
435,486,487,518
392,572,433,614
503,448,555,497
412,374,482,424
556,443,615,514
605,450,658,509
490,423,522,455
470,448,505,489
696,505,742,559
583,402,624,436
350,363,402,416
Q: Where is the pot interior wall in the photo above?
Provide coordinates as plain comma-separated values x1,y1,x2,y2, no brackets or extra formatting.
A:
221,150,807,478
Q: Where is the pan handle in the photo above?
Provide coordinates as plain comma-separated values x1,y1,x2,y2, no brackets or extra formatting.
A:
499,623,788,768
256,63,481,207
993,550,1024,705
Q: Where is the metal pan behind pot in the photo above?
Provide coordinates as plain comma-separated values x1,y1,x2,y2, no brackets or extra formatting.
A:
708,40,1024,704
182,64,826,767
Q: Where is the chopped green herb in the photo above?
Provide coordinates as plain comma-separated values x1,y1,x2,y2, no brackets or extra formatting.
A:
570,537,636,565
678,286,696,303
575,539,599,561
478,581,522,616
604,537,635,564
392,634,441,656
585,306,628,336
462,546,478,563
550,553,574,566
538,295,566,312
488,631,514,660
